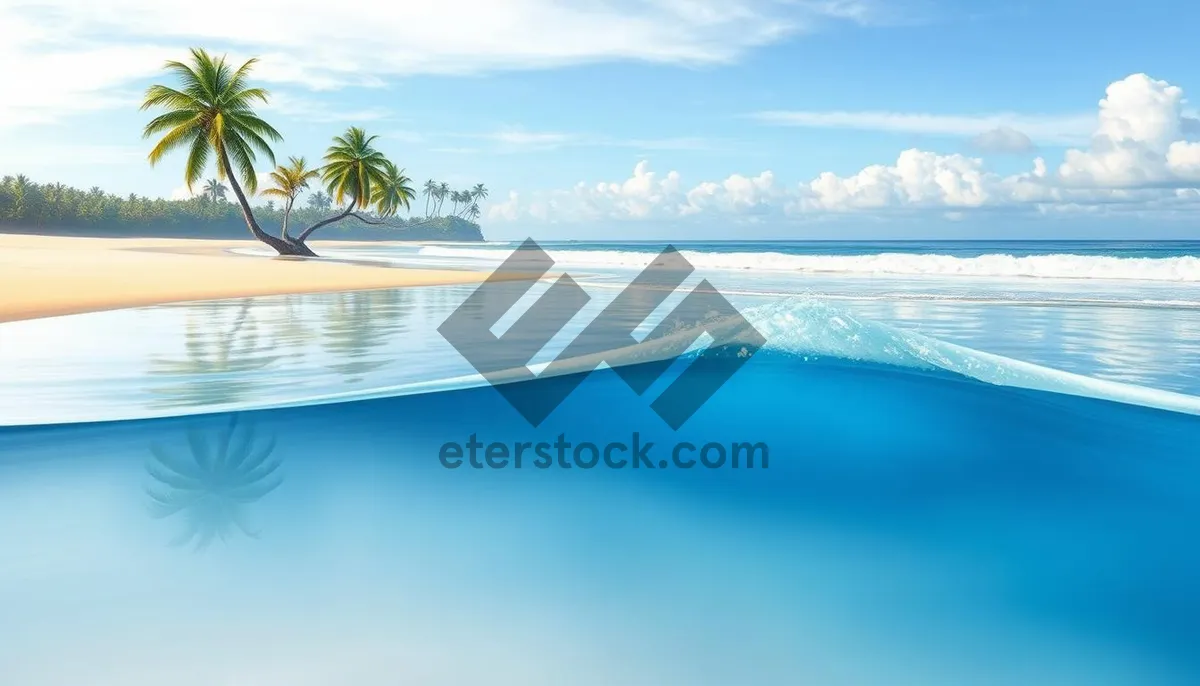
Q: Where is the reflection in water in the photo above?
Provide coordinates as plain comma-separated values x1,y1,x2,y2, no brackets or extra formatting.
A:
270,294,317,361
321,288,415,382
145,413,283,550
5,281,1200,426
148,300,281,408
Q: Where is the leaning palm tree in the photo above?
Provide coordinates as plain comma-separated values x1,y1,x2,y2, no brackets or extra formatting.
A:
454,184,489,218
290,126,391,248
373,161,417,218
470,182,489,205
435,181,450,216
422,179,438,217
466,203,481,221
260,156,320,240
141,48,302,255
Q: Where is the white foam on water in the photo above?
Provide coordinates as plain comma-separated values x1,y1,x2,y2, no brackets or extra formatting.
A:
414,245,1200,283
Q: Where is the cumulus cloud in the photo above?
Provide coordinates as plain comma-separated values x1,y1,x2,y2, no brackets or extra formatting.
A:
1058,74,1200,187
0,0,881,129
800,149,996,210
488,74,1200,223
971,126,1036,153
488,161,781,221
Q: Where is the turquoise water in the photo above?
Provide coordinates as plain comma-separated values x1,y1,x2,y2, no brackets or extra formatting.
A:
2,240,1200,683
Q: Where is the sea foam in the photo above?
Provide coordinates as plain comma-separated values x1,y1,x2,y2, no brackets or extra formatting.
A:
417,246,1200,282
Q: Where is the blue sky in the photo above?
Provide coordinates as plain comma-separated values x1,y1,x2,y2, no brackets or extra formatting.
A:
3,0,1200,239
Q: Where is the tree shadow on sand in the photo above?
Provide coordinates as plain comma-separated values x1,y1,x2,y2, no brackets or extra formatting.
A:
145,413,283,551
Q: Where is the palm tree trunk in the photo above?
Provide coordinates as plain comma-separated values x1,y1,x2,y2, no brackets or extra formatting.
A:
281,197,294,241
291,202,356,246
217,144,311,256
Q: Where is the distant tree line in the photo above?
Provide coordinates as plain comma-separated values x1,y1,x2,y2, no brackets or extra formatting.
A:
0,173,484,241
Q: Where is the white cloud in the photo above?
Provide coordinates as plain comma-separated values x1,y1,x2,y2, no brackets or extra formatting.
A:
488,160,779,221
0,11,170,128
970,126,1035,153
1058,74,1200,187
800,149,995,211
463,129,719,153
0,143,143,168
484,129,578,151
169,183,201,200
260,93,393,124
488,74,1200,223
0,0,881,129
750,109,1094,145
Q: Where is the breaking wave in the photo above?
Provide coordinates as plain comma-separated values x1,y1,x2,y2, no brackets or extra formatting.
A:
416,246,1200,282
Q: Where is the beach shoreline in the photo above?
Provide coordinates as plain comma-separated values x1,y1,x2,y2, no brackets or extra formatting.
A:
0,234,498,323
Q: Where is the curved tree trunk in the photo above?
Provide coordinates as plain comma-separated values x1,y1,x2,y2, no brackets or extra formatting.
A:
217,144,313,257
286,203,357,260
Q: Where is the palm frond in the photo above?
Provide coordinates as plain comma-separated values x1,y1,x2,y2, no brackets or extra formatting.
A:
146,120,202,166
183,134,211,190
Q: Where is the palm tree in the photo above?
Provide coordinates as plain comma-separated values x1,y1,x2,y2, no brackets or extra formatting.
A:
470,182,489,205
449,190,464,216
202,178,228,202
453,184,489,218
260,156,319,240
435,181,450,216
140,48,302,255
290,126,391,246
306,190,332,210
466,203,481,221
373,161,417,218
422,179,437,217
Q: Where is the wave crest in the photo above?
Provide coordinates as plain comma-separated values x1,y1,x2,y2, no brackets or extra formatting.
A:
417,246,1200,282
741,298,1200,415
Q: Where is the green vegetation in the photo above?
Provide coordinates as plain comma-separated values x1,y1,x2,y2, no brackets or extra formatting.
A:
135,48,485,255
1,48,488,246
0,174,484,241
422,179,488,222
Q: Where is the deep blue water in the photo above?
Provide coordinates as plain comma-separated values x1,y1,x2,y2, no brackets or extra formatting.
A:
2,350,1199,684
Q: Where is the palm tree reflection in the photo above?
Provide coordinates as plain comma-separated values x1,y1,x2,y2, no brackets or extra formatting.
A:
145,413,283,550
321,288,415,382
149,300,281,407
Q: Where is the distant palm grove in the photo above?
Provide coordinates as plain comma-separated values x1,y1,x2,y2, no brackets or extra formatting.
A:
0,173,485,242
1,48,489,251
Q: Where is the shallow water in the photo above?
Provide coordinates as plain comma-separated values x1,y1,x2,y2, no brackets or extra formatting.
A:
3,273,1200,425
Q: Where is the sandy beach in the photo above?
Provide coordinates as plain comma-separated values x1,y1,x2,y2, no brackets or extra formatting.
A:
0,234,495,323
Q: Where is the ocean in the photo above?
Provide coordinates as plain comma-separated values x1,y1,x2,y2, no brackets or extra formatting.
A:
2,239,1199,684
